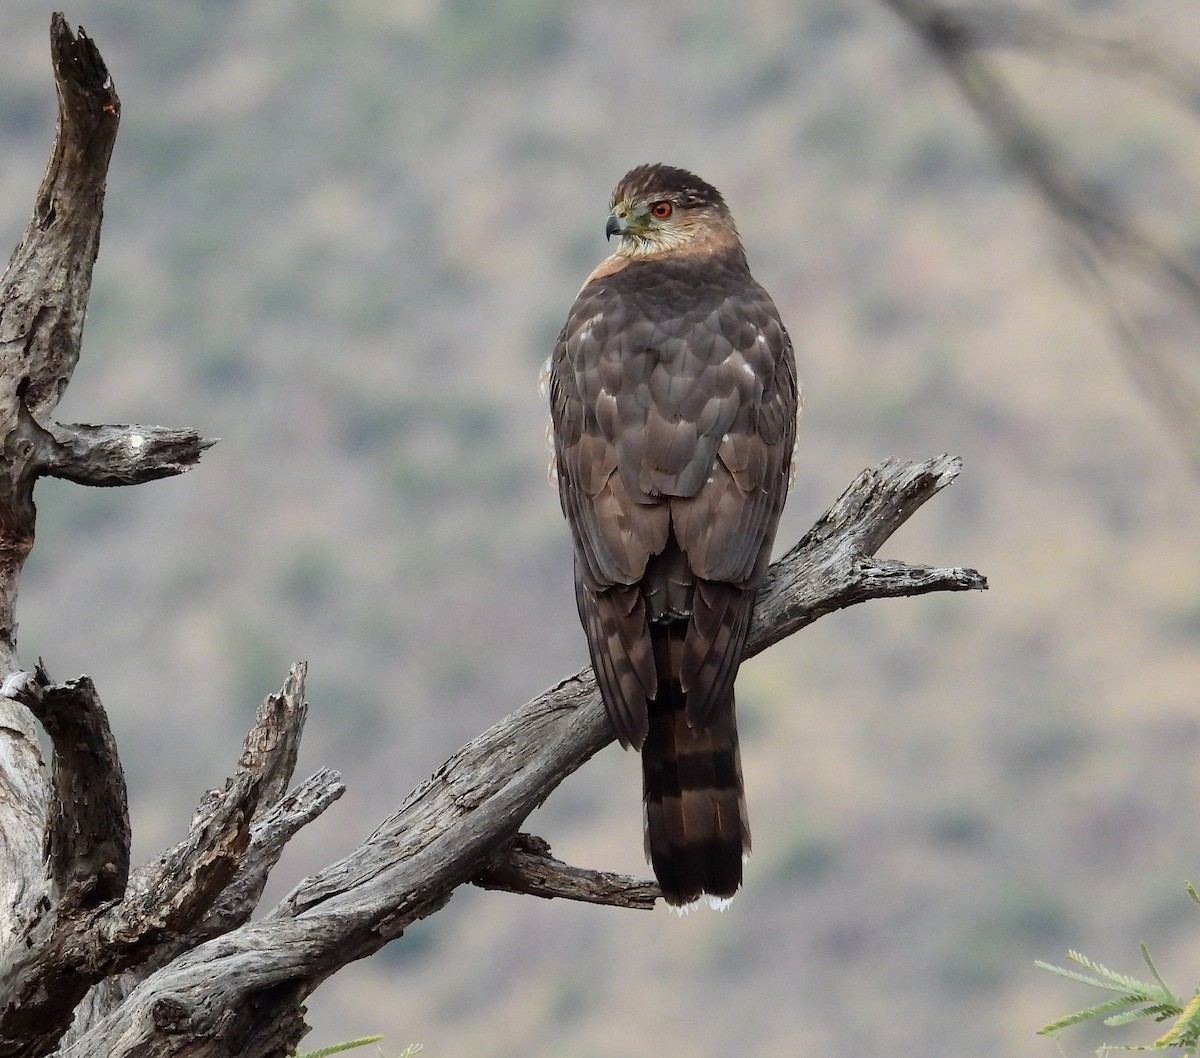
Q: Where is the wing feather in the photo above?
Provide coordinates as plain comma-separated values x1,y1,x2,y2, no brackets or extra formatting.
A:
575,573,654,747
681,581,755,728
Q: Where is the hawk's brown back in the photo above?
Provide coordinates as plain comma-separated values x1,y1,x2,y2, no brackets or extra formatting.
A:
549,210,797,905
550,249,797,741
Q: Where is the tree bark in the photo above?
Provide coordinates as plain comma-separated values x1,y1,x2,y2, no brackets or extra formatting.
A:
0,15,988,1058
0,13,212,998
8,456,980,1058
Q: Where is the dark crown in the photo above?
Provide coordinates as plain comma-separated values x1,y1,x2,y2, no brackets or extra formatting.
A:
611,164,728,212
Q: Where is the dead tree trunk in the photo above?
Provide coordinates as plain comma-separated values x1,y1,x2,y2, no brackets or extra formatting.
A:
0,16,987,1058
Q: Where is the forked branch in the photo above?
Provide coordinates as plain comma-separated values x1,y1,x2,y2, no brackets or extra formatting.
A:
47,455,983,1058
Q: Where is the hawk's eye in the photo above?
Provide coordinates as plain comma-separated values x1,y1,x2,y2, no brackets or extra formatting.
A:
650,200,673,219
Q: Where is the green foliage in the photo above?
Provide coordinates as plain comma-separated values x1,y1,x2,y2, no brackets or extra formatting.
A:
294,1038,423,1058
294,1038,383,1058
1037,889,1200,1053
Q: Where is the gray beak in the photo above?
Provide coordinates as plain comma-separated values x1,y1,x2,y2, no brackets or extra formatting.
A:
605,213,623,240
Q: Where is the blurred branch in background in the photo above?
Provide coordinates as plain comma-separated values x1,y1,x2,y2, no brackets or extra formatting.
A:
881,0,1200,478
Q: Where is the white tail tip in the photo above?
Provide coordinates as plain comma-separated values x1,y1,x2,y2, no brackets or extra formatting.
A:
666,891,738,915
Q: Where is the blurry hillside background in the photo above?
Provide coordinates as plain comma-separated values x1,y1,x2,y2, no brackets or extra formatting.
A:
3,1,1200,1055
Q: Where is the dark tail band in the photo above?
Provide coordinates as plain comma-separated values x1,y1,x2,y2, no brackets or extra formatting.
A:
642,628,750,907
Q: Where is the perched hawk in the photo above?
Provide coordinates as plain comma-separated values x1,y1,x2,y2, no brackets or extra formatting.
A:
547,164,799,907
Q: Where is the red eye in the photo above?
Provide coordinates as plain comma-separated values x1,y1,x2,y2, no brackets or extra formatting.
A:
651,200,673,219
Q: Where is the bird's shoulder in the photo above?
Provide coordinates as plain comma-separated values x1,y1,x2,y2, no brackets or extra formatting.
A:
563,247,777,344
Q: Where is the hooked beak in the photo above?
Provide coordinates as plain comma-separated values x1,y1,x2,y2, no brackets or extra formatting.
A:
605,212,624,241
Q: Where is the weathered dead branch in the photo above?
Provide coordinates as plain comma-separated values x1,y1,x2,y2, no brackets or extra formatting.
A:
36,454,981,1058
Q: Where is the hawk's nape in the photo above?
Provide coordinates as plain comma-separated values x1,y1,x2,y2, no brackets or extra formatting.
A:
548,164,799,908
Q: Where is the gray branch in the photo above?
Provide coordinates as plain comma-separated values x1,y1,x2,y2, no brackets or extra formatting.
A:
0,666,325,1058
473,834,661,909
0,13,123,680
48,454,984,1058
4,665,129,903
0,19,215,1051
43,424,217,486
912,4,1200,113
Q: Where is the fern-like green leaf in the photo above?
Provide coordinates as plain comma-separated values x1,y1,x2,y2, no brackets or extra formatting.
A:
1140,943,1181,1006
1036,957,1157,998
1037,885,1200,1054
294,1036,384,1058
1038,995,1153,1035
1154,988,1200,1049
1065,951,1165,998
1035,959,1123,992
1186,881,1200,909
1035,945,1193,1042
1104,1004,1177,1028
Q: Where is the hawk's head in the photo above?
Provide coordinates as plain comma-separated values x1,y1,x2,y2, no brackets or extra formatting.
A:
606,164,740,258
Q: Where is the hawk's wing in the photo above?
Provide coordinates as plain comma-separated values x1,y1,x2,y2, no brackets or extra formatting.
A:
550,255,798,745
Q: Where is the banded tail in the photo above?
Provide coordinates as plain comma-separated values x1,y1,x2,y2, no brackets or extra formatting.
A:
642,624,751,907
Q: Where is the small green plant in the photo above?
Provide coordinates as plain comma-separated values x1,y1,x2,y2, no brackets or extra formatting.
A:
294,1038,422,1058
295,1039,382,1058
1037,884,1200,1054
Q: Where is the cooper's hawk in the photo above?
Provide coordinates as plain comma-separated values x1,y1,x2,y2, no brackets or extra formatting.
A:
547,164,799,908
